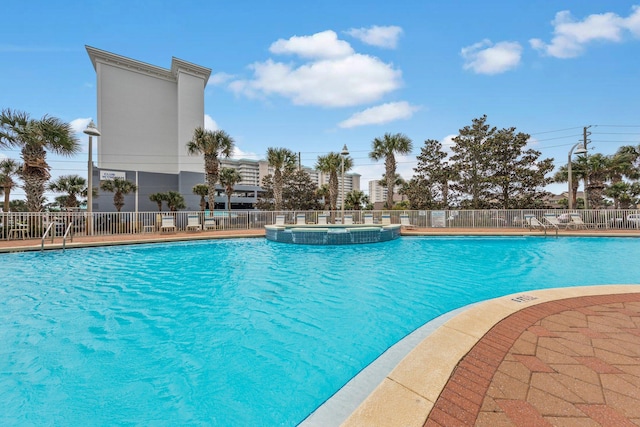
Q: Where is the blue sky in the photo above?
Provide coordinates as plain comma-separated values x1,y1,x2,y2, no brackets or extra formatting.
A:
2,0,640,200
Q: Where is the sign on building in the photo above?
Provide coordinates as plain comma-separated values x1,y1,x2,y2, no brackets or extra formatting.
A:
100,170,127,181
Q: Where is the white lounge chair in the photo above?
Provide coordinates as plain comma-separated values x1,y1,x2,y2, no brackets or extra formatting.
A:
186,214,201,232
400,214,416,229
275,215,286,226
381,214,391,225
203,217,217,230
296,214,306,225
524,214,546,230
343,214,353,225
542,214,563,229
160,216,176,233
363,213,374,225
317,214,328,225
568,213,588,229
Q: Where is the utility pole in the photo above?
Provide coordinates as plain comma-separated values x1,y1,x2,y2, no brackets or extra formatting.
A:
582,126,591,209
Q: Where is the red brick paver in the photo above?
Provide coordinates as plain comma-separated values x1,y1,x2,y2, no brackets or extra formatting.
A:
424,293,640,426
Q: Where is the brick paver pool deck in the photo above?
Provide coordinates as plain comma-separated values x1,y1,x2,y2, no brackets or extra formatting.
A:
2,228,639,426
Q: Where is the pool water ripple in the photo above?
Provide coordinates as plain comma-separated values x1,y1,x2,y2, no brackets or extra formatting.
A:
2,236,640,425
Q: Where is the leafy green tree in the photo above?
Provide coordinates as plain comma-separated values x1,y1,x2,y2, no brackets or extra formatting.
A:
192,184,209,211
344,190,369,210
149,192,166,211
165,191,186,211
48,174,88,208
486,127,554,209
0,158,21,213
100,178,137,212
187,128,234,215
582,153,613,209
219,167,242,211
0,109,79,212
369,132,413,208
450,115,495,209
412,139,454,209
266,147,297,211
9,199,27,212
283,169,322,210
316,152,353,210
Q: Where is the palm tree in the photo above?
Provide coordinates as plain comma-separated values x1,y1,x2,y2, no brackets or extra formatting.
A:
0,158,22,213
100,178,137,212
186,128,234,215
0,109,79,212
316,184,331,209
316,152,353,211
369,132,413,208
219,167,242,211
164,191,186,211
149,192,166,211
266,147,297,211
344,190,368,210
48,174,88,208
192,184,209,211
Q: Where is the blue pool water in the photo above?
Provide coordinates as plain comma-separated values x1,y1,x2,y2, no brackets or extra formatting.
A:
1,236,640,425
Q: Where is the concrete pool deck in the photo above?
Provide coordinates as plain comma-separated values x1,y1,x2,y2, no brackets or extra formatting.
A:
2,227,640,426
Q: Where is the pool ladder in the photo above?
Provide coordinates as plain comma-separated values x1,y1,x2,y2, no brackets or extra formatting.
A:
41,222,74,251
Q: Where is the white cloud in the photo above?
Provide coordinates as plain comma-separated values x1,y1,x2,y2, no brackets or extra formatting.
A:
231,146,260,160
204,114,218,131
441,134,457,154
530,6,640,58
345,25,403,49
231,54,402,107
207,72,235,86
269,30,354,59
69,117,92,135
338,101,420,128
461,39,523,74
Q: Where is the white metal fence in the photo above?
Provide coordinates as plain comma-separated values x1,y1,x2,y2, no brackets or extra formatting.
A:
1,209,639,241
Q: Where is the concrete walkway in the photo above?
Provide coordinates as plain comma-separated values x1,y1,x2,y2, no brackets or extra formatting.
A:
344,286,640,426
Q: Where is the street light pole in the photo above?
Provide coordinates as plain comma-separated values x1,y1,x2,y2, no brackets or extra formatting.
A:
84,121,100,235
567,142,587,210
340,144,349,222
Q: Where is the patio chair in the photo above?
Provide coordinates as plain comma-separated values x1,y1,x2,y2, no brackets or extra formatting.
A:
317,214,328,225
542,214,563,229
524,214,546,230
160,216,176,233
203,217,217,230
296,214,306,225
568,213,588,229
400,214,417,229
381,213,391,225
275,215,286,226
363,213,374,225
186,214,201,232
343,214,353,225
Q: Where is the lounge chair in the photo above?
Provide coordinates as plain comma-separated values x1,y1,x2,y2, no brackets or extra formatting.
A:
186,214,201,232
400,214,417,229
203,217,217,230
296,214,306,225
381,214,391,225
343,214,353,225
363,213,374,225
542,214,563,229
275,215,286,226
160,216,176,233
524,214,546,230
317,214,328,225
568,213,588,229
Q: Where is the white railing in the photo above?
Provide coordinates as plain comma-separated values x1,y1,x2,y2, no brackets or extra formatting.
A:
2,208,639,241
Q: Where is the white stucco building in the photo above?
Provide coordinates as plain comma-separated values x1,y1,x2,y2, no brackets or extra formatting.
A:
86,46,211,175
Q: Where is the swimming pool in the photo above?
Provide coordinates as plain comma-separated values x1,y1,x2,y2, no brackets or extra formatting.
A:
2,236,639,425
